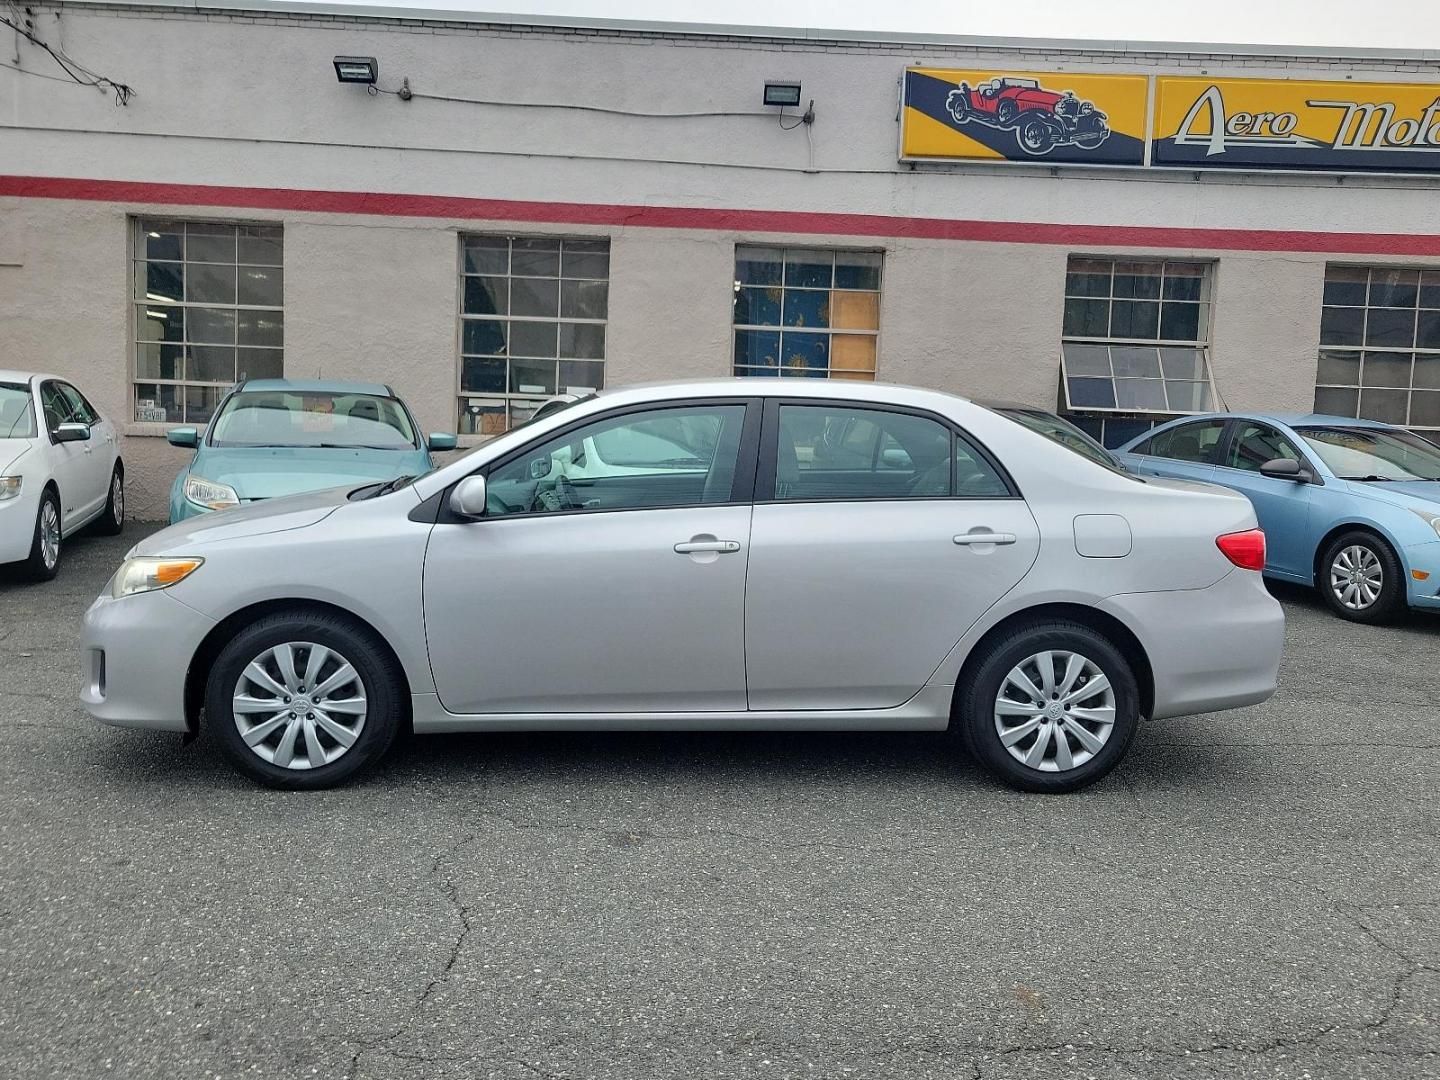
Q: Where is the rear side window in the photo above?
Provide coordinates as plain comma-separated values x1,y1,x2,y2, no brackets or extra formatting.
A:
772,404,1009,501
1132,420,1226,464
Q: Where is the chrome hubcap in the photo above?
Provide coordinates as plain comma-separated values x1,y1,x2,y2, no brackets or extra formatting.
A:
232,642,367,770
994,650,1116,773
112,474,123,523
1330,546,1382,610
40,502,59,569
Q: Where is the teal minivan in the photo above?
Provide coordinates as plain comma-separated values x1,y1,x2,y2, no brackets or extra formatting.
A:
166,379,456,523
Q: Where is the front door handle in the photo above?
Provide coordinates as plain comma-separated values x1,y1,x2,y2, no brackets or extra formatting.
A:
953,531,1017,546
674,539,741,554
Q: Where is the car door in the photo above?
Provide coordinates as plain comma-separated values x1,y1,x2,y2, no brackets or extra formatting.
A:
57,382,113,518
422,399,759,714
36,381,90,531
1121,418,1227,485
1213,420,1316,579
744,400,1040,711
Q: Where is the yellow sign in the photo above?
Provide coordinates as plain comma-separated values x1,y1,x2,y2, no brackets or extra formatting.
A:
1154,76,1440,172
901,68,1149,165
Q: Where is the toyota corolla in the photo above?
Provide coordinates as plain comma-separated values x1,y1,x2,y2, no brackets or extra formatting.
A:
81,380,1284,792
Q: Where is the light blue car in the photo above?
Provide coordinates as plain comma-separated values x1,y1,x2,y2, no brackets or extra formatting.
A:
1116,412,1440,622
166,379,456,523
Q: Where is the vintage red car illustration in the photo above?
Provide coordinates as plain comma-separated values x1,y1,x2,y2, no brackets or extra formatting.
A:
945,77,1111,156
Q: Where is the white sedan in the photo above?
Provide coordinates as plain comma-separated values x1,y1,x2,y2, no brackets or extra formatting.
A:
0,371,125,580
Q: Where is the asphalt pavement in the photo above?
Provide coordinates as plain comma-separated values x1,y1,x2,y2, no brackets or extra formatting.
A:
0,523,1436,1080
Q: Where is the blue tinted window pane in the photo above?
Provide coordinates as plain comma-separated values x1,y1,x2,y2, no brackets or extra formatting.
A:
1101,418,1154,449
834,252,881,290
462,319,507,355
784,249,832,288
735,364,780,377
783,290,829,329
734,329,780,370
461,357,506,393
780,332,829,374
734,286,781,326
736,246,783,286
1069,377,1116,409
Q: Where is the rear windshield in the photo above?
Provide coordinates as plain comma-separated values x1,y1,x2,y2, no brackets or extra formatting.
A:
0,383,37,439
209,390,418,449
992,407,1132,476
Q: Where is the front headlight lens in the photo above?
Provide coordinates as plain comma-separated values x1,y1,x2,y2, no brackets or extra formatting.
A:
184,474,239,510
0,476,20,501
111,557,205,598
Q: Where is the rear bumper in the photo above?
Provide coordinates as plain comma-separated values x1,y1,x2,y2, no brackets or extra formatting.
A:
81,588,217,732
1100,568,1285,721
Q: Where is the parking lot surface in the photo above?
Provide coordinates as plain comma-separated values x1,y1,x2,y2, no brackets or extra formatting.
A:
0,524,1436,1080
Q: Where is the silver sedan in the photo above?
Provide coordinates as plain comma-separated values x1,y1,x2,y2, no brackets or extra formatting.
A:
81,380,1284,792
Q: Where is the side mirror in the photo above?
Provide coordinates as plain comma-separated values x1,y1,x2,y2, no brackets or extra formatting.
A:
529,457,552,480
449,474,488,518
166,426,199,448
427,433,457,452
54,422,91,443
1260,457,1309,482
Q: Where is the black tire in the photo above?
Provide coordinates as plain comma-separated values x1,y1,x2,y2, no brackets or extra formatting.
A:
94,465,125,536
946,90,969,124
954,620,1139,794
1317,530,1405,623
996,99,1018,125
1016,117,1055,156
19,488,62,582
206,611,404,789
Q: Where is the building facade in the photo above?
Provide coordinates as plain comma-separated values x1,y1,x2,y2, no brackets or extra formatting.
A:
4,1,1440,517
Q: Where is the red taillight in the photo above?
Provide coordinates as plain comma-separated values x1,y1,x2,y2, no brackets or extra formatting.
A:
1217,528,1266,572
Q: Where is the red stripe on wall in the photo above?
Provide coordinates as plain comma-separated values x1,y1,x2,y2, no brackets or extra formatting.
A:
1,173,1437,256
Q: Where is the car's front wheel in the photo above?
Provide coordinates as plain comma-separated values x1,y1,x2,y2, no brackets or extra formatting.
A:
956,620,1139,793
1319,530,1404,623
20,489,62,581
206,611,404,789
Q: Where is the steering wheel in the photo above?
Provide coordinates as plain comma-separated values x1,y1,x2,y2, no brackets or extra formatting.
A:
531,474,580,513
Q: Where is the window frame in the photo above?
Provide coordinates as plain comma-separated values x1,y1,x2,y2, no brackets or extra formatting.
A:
1128,418,1229,465
437,397,764,524
753,398,1020,504
731,245,884,382
456,233,612,437
1060,256,1218,417
1215,419,1324,484
129,217,285,425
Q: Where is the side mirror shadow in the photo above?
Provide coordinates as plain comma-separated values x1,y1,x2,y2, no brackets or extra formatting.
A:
449,475,488,518
427,433,458,452
54,422,91,443
1260,457,1309,482
166,426,199,448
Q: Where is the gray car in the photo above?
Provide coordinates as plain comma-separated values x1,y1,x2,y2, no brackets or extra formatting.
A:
81,380,1283,792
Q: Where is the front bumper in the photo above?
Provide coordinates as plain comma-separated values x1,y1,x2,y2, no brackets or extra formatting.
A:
0,486,40,565
1100,568,1285,721
81,587,218,732
1404,539,1440,610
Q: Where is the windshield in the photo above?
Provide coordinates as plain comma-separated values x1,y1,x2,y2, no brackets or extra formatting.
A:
0,383,37,439
1296,426,1440,481
209,390,419,449
994,407,1126,473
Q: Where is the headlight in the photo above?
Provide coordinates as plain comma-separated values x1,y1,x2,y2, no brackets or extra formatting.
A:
111,556,205,598
0,476,20,501
184,474,239,510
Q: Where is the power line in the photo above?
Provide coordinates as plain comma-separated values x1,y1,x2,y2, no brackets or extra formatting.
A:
0,13,135,105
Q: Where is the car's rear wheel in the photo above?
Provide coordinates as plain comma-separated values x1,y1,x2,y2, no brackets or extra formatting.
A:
956,620,1139,793
20,489,62,581
996,99,1018,125
206,612,403,789
94,465,125,536
1319,530,1404,623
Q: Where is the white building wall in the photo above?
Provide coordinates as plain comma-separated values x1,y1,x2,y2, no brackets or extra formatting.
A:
2,2,1439,515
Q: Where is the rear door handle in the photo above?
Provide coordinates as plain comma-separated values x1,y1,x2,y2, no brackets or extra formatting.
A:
674,540,741,554
953,531,1017,546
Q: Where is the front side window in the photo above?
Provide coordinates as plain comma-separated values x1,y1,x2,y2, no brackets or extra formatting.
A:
1060,257,1217,445
1313,265,1440,433
0,383,37,439
39,382,79,433
459,235,610,436
1224,423,1303,472
133,219,284,424
733,246,882,381
57,384,98,426
486,404,746,516
772,404,1007,500
1131,419,1227,464
208,390,418,449
1296,425,1440,481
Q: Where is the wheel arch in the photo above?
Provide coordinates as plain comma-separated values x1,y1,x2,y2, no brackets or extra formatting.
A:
183,598,412,735
949,602,1154,723
1310,521,1404,587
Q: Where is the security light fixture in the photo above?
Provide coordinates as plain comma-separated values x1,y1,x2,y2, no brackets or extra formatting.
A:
333,56,379,84
763,81,802,108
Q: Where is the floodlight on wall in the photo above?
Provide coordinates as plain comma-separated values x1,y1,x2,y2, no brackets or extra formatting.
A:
333,56,379,84
763,81,803,108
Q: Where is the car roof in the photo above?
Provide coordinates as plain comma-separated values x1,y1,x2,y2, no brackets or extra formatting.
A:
0,370,57,386
1129,411,1396,436
589,377,974,409
237,378,394,396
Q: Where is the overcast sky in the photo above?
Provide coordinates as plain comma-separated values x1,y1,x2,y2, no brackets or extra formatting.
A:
331,0,1440,49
